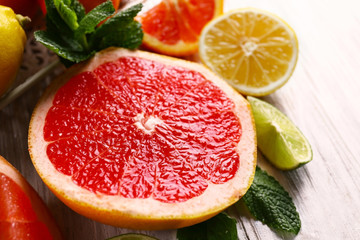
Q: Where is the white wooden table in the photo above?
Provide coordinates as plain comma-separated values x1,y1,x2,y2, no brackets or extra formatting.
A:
1,0,360,239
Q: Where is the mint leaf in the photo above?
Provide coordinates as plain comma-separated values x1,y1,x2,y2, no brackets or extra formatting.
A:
76,1,114,36
45,0,73,35
53,0,79,30
99,21,143,50
35,0,143,65
241,167,301,235
45,14,84,52
34,30,94,63
176,212,238,240
72,0,86,21
89,4,143,49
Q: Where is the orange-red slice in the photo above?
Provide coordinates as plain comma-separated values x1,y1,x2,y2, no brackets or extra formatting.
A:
29,48,256,230
136,0,223,56
0,155,62,240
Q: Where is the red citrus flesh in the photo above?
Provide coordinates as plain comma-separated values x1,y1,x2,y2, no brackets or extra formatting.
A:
44,56,241,203
0,156,62,239
29,48,256,229
0,173,53,239
136,0,222,56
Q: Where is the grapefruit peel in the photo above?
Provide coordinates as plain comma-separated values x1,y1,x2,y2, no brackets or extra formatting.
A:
28,48,256,230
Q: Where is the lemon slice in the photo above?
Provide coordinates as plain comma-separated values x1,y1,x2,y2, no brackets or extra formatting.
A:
199,8,298,96
247,96,312,170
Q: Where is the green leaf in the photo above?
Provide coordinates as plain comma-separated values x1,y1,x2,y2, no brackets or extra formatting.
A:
34,30,94,63
90,3,143,47
53,0,79,30
241,166,301,235
45,15,84,52
37,0,143,65
99,21,143,50
76,1,115,36
45,0,73,35
72,0,86,21
176,212,238,240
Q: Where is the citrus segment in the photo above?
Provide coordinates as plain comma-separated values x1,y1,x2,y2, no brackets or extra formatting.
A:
29,48,256,229
0,156,61,240
199,8,298,96
247,96,312,170
136,0,223,56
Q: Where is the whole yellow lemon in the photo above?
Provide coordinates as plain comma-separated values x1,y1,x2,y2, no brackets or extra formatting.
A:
0,5,26,97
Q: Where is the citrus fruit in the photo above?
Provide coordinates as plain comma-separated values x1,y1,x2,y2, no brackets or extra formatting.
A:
37,0,120,15
0,5,27,97
28,47,256,230
135,0,223,56
107,233,159,240
199,8,298,96
247,96,312,170
0,155,62,239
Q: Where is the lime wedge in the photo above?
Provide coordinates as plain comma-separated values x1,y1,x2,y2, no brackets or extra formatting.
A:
107,233,159,240
247,96,312,170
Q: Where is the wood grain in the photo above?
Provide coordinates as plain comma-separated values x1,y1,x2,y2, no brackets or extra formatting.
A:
1,0,360,239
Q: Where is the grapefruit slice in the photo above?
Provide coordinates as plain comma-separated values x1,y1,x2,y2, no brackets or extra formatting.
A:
0,155,62,240
135,0,223,56
28,48,256,230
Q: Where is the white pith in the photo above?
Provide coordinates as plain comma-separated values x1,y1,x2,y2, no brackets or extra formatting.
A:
134,113,164,134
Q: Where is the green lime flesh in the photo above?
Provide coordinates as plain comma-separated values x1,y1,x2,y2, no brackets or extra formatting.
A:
107,233,159,240
247,96,312,170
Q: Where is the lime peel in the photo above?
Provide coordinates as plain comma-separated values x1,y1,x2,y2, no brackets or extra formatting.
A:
247,96,312,170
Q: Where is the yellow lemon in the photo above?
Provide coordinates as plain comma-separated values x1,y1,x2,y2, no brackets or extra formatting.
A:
199,8,298,96
0,5,27,97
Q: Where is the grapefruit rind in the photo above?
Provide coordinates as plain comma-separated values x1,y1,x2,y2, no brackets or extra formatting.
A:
0,156,62,240
28,48,256,230
141,34,199,57
138,0,224,57
199,8,299,96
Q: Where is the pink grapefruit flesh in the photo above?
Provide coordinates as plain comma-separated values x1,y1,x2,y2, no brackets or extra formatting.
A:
44,56,241,202
29,48,256,229
0,156,62,240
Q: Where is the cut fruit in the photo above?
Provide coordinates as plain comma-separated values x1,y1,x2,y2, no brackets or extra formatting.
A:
0,155,62,240
28,48,256,230
247,96,312,170
107,233,159,240
135,0,223,56
199,8,298,96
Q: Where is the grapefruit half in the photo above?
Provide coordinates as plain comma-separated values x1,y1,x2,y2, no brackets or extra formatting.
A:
135,0,223,56
28,48,256,230
0,155,62,240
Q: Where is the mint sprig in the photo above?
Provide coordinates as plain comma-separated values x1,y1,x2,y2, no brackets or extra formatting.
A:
241,166,301,235
176,212,238,240
34,0,143,66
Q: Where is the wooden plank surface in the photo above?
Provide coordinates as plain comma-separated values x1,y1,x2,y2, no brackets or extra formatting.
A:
1,0,360,239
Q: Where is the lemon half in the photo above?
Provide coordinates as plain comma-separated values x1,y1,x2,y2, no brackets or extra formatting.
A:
199,8,298,96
